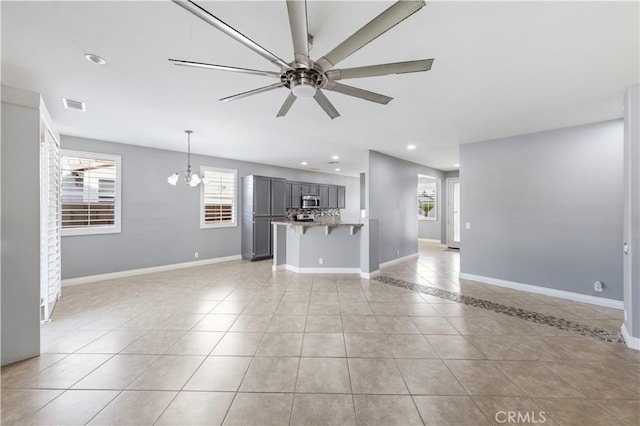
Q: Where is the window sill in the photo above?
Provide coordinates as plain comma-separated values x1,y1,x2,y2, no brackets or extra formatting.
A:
418,217,437,222
201,222,238,229
62,226,121,237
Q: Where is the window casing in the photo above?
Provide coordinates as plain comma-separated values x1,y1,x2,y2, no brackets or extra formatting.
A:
61,150,121,236
201,166,237,228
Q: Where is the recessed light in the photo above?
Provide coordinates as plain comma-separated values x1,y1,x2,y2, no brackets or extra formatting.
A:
331,155,339,160
454,163,460,167
301,161,308,166
84,53,106,65
335,168,341,172
407,144,416,150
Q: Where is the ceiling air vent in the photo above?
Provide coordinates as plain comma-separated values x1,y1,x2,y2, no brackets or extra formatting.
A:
62,98,86,112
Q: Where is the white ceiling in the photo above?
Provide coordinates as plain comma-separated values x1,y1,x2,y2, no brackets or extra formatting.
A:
2,1,638,176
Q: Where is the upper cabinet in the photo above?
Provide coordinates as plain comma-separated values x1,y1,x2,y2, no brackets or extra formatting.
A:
270,179,286,217
338,186,346,209
328,186,338,209
284,181,292,210
253,176,272,216
291,182,302,208
318,185,329,208
286,181,346,209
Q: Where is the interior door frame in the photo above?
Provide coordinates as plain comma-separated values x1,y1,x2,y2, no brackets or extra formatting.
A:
446,177,460,249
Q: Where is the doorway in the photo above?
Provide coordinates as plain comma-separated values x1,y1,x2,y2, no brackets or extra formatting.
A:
446,178,460,249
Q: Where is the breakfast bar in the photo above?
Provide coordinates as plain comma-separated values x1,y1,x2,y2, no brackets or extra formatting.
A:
272,219,364,273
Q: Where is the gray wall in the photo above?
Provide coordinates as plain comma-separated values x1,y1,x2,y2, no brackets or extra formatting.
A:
623,84,640,339
460,120,624,300
1,98,42,364
286,226,361,269
367,150,445,264
61,135,359,279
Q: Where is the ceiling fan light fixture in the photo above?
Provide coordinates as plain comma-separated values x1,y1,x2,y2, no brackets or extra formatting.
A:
291,82,316,98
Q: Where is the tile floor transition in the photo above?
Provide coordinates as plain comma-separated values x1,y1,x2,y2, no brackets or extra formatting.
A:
1,240,639,425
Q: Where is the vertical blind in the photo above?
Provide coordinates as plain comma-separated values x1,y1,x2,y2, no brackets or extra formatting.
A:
202,168,236,224
61,155,117,229
40,128,61,321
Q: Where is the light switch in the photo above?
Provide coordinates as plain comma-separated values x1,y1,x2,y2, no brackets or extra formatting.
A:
465,222,471,229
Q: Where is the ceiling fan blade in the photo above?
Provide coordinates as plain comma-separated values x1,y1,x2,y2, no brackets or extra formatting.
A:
169,59,282,78
326,59,433,81
313,90,340,119
276,92,297,117
315,0,426,71
323,82,392,105
286,0,310,67
172,0,290,70
220,83,285,102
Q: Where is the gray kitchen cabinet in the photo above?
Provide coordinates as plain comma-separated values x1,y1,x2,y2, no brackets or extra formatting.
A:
271,179,286,216
253,176,271,216
300,183,319,196
242,175,285,261
291,182,302,208
337,186,346,209
252,217,271,259
284,181,292,208
318,185,329,208
328,185,338,208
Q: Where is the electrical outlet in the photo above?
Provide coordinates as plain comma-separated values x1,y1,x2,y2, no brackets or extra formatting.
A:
466,222,471,229
194,252,199,258
594,281,603,292
396,249,400,256
319,258,324,265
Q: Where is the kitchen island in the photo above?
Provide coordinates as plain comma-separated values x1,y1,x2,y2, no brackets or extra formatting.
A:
272,219,365,274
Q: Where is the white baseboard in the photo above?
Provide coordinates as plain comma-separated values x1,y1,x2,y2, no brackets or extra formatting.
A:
459,272,624,310
418,238,441,242
285,265,361,274
62,255,242,287
621,323,640,350
380,253,419,269
360,270,380,279
272,264,286,272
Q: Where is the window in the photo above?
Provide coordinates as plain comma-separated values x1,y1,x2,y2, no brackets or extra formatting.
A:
418,175,437,221
201,166,237,228
61,150,121,236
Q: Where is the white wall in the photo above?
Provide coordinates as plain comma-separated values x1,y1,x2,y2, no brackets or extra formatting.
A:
1,89,42,365
623,84,640,343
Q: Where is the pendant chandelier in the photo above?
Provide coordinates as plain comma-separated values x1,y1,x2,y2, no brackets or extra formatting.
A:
167,130,201,187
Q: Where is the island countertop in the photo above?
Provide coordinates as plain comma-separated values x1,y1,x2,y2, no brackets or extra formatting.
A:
272,220,364,228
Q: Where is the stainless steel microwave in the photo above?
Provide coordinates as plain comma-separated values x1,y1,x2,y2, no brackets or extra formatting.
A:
302,195,320,209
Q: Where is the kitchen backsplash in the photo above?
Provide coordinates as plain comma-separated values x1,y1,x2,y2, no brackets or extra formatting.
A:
285,208,341,220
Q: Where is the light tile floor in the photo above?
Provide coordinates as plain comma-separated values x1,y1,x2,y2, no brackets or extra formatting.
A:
1,240,639,425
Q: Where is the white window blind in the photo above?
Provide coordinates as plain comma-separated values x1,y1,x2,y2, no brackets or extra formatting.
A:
61,150,121,236
201,167,237,228
40,127,61,321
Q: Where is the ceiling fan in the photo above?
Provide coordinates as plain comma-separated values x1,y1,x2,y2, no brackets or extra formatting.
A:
169,0,434,119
